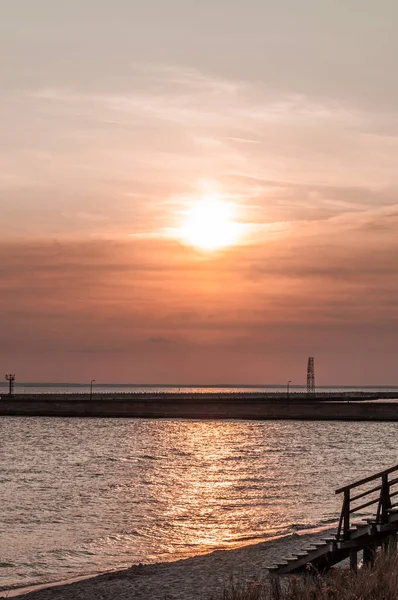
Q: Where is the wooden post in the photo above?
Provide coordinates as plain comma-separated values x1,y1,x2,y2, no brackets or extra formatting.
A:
350,550,358,571
363,546,375,566
343,490,350,540
376,474,390,524
383,535,397,555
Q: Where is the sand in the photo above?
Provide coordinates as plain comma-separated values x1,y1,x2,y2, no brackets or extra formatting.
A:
5,529,334,600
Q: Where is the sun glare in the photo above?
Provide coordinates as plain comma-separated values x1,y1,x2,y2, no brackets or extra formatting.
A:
180,195,242,251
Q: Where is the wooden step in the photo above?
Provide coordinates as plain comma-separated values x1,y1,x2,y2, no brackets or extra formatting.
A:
314,542,328,548
281,556,295,562
286,557,302,563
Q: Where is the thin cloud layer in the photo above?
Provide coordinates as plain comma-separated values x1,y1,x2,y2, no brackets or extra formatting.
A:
1,2,398,383
1,221,397,383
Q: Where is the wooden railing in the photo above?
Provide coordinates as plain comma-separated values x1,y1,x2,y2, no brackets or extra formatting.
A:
336,464,398,541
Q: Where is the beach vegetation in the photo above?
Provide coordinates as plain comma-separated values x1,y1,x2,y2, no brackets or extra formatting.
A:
213,550,398,599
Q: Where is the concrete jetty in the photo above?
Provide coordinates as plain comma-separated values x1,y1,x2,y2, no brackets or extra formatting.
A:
0,392,397,420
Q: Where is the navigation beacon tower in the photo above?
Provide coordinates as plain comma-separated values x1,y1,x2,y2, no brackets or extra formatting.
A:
5,373,15,396
307,357,315,395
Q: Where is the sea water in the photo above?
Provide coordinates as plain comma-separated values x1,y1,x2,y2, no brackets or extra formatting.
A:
1,416,398,591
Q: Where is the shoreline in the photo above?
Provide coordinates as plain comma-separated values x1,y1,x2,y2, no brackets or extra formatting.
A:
3,526,337,600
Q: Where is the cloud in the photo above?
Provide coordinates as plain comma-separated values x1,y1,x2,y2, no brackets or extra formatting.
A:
2,64,398,246
146,336,177,344
0,229,397,383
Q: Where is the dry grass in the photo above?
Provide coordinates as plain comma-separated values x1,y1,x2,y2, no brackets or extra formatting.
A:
212,551,398,600
213,578,269,600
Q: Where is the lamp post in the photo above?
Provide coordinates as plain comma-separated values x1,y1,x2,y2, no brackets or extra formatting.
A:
287,380,292,400
90,379,95,402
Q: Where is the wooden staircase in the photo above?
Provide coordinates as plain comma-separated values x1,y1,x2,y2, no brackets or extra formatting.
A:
270,463,398,575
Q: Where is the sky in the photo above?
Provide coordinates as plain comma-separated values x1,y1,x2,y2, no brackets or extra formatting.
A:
1,0,398,384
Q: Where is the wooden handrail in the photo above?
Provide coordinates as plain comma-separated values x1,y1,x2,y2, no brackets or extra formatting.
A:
350,483,382,503
349,496,380,514
336,463,398,541
336,464,398,494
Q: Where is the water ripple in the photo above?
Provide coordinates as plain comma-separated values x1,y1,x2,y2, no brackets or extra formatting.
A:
1,417,398,590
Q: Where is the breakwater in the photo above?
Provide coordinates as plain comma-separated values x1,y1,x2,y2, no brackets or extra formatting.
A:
0,392,398,420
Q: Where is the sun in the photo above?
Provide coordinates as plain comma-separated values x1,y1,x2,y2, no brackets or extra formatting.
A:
180,194,242,251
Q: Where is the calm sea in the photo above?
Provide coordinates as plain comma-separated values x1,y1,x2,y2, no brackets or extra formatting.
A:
1,416,398,592
1,383,398,395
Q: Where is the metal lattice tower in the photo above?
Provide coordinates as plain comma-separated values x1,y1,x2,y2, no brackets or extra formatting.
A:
307,357,315,395
5,373,15,396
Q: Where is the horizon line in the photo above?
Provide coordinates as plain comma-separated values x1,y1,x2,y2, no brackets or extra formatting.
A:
2,382,398,389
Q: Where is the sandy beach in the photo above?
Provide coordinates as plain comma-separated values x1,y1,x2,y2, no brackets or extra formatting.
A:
5,529,334,600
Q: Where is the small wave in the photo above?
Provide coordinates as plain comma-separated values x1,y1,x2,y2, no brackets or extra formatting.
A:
232,484,262,491
48,549,95,558
319,517,340,526
289,523,315,530
172,451,192,457
141,454,160,461
225,533,267,543
201,523,340,550
104,530,143,543
105,456,139,463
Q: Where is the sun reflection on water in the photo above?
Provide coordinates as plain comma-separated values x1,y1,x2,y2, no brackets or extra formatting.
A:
132,420,282,559
5,417,395,588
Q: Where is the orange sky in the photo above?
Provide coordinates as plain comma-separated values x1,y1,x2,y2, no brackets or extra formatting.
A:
1,1,398,384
